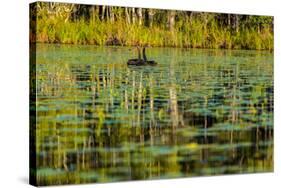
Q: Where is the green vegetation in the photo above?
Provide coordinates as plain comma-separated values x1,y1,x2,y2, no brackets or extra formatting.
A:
30,2,273,50
33,44,273,185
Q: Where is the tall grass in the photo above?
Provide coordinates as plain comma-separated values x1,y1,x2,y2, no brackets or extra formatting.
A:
34,13,273,50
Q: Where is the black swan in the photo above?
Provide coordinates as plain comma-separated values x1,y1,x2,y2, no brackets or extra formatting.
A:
127,46,145,65
142,47,157,65
127,46,157,66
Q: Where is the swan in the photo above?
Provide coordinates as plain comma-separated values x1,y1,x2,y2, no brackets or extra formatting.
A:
127,46,145,65
127,45,157,66
142,46,157,65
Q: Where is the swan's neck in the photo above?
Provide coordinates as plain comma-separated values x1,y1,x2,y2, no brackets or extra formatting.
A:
143,47,147,61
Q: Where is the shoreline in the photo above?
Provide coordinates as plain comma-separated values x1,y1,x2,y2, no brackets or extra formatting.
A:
32,42,274,52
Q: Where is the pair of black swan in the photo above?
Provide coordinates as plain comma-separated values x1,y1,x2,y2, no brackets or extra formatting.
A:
127,46,157,66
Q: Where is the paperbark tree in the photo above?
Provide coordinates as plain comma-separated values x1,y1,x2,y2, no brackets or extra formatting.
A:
137,8,143,25
168,10,176,31
148,9,155,27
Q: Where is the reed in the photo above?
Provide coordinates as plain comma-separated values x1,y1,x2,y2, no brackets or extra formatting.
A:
34,9,273,50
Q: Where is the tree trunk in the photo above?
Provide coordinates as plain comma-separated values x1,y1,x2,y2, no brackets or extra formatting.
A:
132,8,136,24
189,12,193,23
106,6,110,21
228,14,231,28
234,15,239,32
101,5,106,21
125,7,130,24
110,7,114,22
148,9,154,27
90,6,96,22
137,8,143,25
168,10,176,31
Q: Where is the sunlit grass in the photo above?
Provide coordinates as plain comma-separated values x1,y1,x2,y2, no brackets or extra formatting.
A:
34,14,273,50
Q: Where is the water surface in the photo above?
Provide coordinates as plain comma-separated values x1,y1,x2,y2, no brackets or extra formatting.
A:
34,44,273,185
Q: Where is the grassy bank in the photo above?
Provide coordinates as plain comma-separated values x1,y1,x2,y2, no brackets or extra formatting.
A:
31,3,273,50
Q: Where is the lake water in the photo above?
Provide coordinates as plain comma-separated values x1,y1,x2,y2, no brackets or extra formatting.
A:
33,44,273,185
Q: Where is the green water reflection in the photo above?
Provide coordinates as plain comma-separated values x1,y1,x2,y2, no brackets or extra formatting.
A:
34,44,273,185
